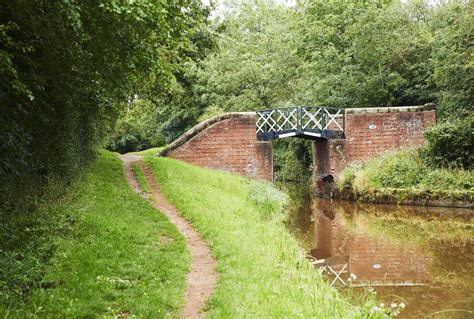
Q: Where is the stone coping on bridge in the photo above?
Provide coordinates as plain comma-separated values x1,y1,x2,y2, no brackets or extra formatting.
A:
158,112,255,157
344,103,435,114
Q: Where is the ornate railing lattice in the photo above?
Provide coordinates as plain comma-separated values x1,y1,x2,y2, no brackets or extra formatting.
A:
256,106,344,140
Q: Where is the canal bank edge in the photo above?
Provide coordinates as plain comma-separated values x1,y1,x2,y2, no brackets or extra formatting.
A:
321,183,474,209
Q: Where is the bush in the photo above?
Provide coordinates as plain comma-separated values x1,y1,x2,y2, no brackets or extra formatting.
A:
422,116,474,169
374,152,426,188
273,139,313,183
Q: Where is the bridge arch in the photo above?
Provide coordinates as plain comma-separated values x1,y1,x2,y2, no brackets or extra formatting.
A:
159,112,273,181
159,104,436,189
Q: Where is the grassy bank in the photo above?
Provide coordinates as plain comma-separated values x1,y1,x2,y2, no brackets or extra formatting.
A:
338,150,474,207
1,151,189,318
143,156,387,318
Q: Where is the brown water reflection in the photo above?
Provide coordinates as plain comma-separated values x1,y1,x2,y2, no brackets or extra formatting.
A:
284,187,474,318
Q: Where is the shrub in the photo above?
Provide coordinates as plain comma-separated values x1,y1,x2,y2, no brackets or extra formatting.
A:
273,139,313,183
422,116,474,169
374,151,426,188
339,168,355,190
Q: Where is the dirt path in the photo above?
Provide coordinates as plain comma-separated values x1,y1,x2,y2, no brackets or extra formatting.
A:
120,154,217,319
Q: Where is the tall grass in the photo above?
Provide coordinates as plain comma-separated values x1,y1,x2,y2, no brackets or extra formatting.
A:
339,149,473,201
144,156,388,318
0,174,81,310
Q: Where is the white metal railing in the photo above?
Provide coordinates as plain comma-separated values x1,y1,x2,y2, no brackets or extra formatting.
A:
256,106,344,140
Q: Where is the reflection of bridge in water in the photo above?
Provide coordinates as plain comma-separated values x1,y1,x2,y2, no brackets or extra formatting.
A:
287,191,473,318
307,200,431,288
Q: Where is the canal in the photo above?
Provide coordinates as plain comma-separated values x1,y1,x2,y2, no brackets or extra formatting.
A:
283,185,473,318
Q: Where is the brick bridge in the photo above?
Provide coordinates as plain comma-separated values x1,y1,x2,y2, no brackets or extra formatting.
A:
159,104,436,185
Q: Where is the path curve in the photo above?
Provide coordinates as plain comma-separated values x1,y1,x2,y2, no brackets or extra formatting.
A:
120,154,217,318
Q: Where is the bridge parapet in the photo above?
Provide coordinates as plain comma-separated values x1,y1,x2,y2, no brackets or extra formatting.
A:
256,106,344,141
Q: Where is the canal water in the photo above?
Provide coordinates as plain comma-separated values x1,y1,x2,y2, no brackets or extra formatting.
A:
283,185,473,318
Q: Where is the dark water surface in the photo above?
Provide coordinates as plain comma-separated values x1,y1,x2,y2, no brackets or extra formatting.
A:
283,185,473,318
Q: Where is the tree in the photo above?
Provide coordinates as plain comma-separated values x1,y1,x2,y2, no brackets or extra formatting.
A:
195,0,303,114
430,0,473,116
0,0,211,177
298,0,435,107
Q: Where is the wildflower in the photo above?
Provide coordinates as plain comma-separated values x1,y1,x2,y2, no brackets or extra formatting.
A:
391,303,398,308
371,306,381,312
399,302,406,309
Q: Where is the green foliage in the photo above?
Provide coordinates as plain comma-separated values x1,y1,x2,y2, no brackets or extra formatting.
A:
0,0,211,179
374,152,426,188
106,99,165,154
131,146,166,157
195,0,302,112
248,182,288,218
1,151,189,316
340,149,474,194
0,176,76,309
273,139,313,182
430,1,474,116
299,0,435,107
422,116,474,169
339,169,355,190
190,0,471,179
1,5,211,307
131,162,152,193
195,0,471,114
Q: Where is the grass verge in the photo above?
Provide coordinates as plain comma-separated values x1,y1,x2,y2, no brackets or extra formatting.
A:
338,149,474,206
131,162,152,193
131,146,165,157
143,156,386,318
1,150,189,318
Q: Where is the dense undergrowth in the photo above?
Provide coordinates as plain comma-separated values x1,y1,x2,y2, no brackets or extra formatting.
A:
0,175,79,310
143,155,393,318
1,151,189,317
338,149,474,204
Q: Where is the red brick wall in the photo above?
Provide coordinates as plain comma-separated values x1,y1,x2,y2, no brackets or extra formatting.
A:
313,108,436,184
167,114,273,181
347,234,431,283
344,110,436,163
313,201,431,284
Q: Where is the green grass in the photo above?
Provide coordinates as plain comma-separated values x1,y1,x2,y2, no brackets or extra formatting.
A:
2,151,189,318
339,149,474,203
131,162,152,193
143,156,386,318
131,146,165,157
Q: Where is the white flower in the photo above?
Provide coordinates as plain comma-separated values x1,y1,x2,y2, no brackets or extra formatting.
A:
371,306,381,312
399,302,406,309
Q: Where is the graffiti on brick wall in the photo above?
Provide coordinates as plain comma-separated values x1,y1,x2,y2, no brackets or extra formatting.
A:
383,114,423,137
